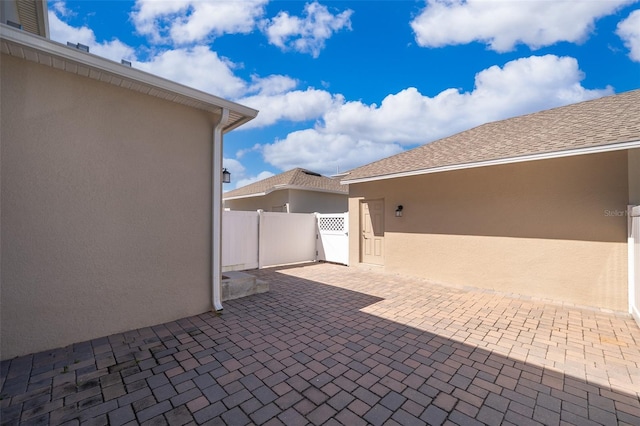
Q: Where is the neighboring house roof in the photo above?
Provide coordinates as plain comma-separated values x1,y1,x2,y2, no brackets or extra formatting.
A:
0,24,258,132
224,168,348,201
343,90,640,184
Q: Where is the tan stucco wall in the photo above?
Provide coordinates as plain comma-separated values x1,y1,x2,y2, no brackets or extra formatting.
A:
288,189,347,213
225,190,290,212
1,54,216,359
348,151,630,311
225,189,347,213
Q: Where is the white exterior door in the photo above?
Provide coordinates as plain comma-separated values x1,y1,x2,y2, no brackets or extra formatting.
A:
360,200,384,265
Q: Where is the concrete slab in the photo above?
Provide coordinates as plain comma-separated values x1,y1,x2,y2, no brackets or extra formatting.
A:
222,270,269,301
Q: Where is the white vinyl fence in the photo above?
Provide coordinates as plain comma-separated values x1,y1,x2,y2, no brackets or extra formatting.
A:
317,213,349,266
222,210,348,272
259,212,317,268
222,211,259,271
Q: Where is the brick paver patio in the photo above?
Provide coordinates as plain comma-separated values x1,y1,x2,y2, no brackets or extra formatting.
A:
1,262,639,425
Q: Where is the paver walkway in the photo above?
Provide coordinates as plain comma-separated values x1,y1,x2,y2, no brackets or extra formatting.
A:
1,263,639,425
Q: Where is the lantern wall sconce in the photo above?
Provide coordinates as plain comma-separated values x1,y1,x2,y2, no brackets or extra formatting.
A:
395,205,403,217
222,168,231,183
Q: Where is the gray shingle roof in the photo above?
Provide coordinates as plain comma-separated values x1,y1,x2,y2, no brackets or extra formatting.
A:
343,89,640,183
224,168,347,200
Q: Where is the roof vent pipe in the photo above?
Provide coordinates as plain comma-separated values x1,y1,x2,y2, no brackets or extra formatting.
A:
66,42,89,52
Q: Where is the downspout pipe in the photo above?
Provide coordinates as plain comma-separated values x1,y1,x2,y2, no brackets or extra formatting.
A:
212,108,229,312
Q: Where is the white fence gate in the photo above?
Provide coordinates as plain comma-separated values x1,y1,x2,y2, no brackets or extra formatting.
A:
317,213,349,266
259,212,317,268
222,210,348,272
630,205,640,327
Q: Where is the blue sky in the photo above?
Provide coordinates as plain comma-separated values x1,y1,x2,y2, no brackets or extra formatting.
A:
47,0,640,189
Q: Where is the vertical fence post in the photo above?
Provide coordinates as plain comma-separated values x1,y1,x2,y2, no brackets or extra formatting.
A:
315,212,319,262
257,209,264,269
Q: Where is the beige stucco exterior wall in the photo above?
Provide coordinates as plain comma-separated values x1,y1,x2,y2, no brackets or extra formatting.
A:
348,151,630,311
288,189,347,213
225,190,290,212
225,189,347,213
1,54,216,359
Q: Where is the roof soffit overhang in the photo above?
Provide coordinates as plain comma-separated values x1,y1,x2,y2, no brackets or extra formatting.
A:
0,24,258,132
342,140,640,185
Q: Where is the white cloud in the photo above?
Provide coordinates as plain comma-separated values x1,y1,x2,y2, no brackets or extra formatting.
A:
134,46,247,98
233,170,275,190
262,1,353,57
235,144,263,159
247,74,299,96
48,11,136,62
50,6,249,98
132,61,337,128
262,55,612,175
239,88,340,128
51,1,72,17
411,0,634,52
617,10,640,62
263,130,404,176
46,5,617,181
323,55,611,145
222,158,246,177
131,0,268,44
48,4,336,127
222,158,276,191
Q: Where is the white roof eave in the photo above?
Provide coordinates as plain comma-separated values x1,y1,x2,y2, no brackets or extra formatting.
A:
341,140,640,185
0,24,258,132
223,192,269,201
223,185,348,201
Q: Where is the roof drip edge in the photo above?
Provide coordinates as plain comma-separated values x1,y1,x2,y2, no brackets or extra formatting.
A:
342,140,640,185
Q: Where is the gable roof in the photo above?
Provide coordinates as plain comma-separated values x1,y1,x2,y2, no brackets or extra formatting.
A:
342,89,640,184
0,24,258,132
224,168,348,201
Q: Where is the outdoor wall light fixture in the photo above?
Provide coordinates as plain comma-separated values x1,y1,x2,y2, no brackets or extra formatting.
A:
395,205,403,217
222,168,231,184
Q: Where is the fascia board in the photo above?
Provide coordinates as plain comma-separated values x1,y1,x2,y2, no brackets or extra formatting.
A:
342,140,640,185
223,192,269,201
223,186,347,201
284,185,348,195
